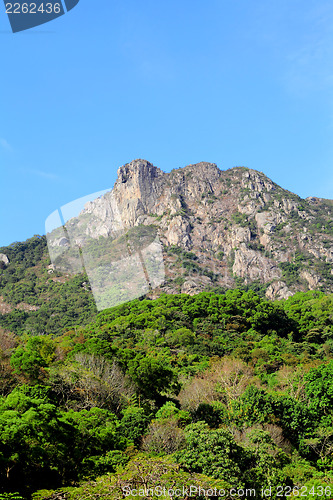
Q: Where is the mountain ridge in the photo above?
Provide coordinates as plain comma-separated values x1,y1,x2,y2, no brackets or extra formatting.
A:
1,158,332,336
47,159,333,301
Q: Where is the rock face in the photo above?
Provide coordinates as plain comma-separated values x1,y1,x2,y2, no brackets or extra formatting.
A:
265,281,293,301
0,254,9,266
48,159,333,300
232,245,280,282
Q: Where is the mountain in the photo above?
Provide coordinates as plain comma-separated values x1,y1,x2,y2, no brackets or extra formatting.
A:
1,160,333,498
1,159,332,336
48,159,333,301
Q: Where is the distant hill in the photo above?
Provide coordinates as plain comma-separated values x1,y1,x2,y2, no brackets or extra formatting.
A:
1,161,333,498
0,159,332,335
0,235,97,336
48,159,333,300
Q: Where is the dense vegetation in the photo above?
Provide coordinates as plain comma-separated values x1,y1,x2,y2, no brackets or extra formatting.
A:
1,287,333,499
0,236,97,335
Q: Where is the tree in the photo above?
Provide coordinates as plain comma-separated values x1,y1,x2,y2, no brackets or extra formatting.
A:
50,354,135,412
119,405,150,445
32,455,233,500
142,418,185,454
305,361,333,413
128,353,177,400
165,328,196,347
241,428,291,492
10,336,55,381
176,421,247,484
0,385,73,494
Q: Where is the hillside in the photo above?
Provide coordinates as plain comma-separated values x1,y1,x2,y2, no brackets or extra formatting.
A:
1,290,333,498
0,236,97,337
1,161,333,499
47,159,333,305
1,159,333,336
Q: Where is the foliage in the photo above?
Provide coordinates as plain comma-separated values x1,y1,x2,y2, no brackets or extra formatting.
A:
10,336,55,380
1,287,333,496
176,421,246,483
0,236,97,336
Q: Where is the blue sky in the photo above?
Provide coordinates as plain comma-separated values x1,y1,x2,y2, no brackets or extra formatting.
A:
1,0,333,246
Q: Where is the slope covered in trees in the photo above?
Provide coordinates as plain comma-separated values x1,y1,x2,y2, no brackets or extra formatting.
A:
0,290,333,499
0,236,97,336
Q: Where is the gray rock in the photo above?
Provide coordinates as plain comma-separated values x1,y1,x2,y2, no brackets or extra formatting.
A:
0,254,9,265
266,281,293,300
46,159,333,300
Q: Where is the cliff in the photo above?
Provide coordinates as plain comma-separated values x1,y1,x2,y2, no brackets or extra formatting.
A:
48,159,333,301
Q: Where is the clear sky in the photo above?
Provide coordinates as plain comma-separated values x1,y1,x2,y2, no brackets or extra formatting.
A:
1,0,333,246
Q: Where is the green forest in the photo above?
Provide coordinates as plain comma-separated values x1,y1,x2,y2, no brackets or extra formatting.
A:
1,237,333,499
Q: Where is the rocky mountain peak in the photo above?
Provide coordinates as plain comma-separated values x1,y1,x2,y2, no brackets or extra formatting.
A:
182,161,221,179
48,160,333,301
116,159,164,185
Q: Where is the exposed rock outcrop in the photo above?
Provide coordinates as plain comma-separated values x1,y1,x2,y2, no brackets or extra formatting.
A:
0,254,9,265
232,244,281,282
47,159,333,300
265,281,293,300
